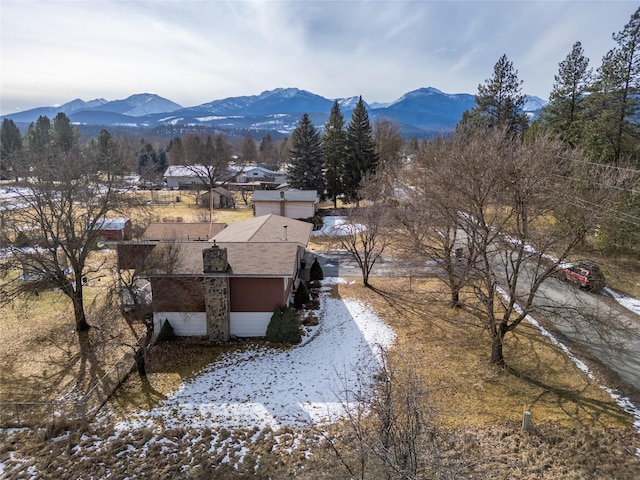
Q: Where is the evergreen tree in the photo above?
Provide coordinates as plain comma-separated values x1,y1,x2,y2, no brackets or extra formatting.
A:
585,7,640,165
137,142,157,180
156,148,168,175
52,112,78,154
287,113,325,194
344,97,378,204
96,129,117,174
0,118,23,179
460,54,528,134
25,115,52,160
540,41,592,147
322,100,346,207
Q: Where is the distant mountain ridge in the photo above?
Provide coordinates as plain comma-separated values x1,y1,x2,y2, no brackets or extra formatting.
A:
2,88,547,139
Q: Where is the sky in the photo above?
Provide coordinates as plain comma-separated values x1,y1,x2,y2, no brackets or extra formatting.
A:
0,0,637,116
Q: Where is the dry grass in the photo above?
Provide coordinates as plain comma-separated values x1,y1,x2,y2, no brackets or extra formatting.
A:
122,190,254,226
338,278,631,430
0,251,138,406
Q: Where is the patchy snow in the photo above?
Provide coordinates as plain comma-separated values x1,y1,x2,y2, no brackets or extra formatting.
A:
313,216,366,237
108,278,395,433
604,287,640,317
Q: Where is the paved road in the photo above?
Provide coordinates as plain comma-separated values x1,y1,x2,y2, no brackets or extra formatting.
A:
310,249,438,279
312,247,640,396
534,274,640,393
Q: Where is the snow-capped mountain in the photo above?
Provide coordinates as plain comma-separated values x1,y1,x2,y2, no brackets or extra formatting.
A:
2,88,547,138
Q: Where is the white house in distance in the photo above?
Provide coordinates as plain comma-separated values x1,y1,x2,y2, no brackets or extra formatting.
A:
234,165,287,187
252,190,319,219
163,165,210,190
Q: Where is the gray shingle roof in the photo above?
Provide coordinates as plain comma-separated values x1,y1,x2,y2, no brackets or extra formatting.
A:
166,241,300,276
212,214,312,245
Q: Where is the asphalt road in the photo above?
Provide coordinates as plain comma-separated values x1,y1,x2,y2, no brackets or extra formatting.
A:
312,247,640,397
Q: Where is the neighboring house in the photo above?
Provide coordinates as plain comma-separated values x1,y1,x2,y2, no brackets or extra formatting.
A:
233,165,287,188
163,165,235,190
91,217,132,243
252,190,319,219
115,215,313,341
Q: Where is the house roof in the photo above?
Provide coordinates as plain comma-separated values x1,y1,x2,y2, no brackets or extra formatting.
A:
211,214,312,246
91,217,130,231
252,189,319,203
166,241,300,277
164,165,210,177
142,223,226,241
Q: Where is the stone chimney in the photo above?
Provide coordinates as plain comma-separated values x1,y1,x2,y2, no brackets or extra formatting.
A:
202,243,231,342
203,243,229,273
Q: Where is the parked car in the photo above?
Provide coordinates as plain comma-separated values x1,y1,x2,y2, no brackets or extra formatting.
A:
561,261,606,291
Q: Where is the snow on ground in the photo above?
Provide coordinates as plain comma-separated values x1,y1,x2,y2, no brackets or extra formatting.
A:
604,287,640,317
312,216,365,237
109,278,395,433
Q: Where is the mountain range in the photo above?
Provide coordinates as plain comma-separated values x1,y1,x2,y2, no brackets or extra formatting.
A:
1,88,547,139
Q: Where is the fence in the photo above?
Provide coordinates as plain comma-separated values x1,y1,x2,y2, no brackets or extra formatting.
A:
0,349,136,428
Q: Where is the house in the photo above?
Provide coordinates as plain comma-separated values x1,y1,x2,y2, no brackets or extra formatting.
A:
163,165,236,190
252,190,319,219
115,215,313,341
233,165,287,187
91,217,132,243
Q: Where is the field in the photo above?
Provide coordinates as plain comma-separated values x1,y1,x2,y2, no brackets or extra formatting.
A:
1,200,639,478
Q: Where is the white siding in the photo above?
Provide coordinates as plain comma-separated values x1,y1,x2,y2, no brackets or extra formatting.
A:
254,202,281,217
154,312,207,336
230,312,271,337
254,201,314,219
285,202,314,218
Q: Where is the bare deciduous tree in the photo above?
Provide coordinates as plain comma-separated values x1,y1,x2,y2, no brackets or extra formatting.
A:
334,203,389,288
0,135,139,333
322,346,442,480
395,128,636,365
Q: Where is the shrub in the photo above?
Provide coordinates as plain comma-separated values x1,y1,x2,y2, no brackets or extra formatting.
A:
266,307,301,344
309,257,324,281
294,281,310,308
156,319,176,342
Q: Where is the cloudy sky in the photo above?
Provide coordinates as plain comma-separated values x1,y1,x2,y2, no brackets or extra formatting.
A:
0,1,637,115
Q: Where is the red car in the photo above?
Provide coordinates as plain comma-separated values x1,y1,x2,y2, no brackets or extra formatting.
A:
561,261,606,291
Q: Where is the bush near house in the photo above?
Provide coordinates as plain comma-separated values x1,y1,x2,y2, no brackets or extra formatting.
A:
294,281,310,308
266,307,301,344
309,257,324,281
156,319,176,342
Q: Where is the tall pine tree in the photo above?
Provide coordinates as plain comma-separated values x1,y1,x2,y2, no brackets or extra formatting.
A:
344,97,378,204
323,100,346,207
0,118,23,179
287,113,325,194
540,41,592,147
459,54,528,135
585,7,640,165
